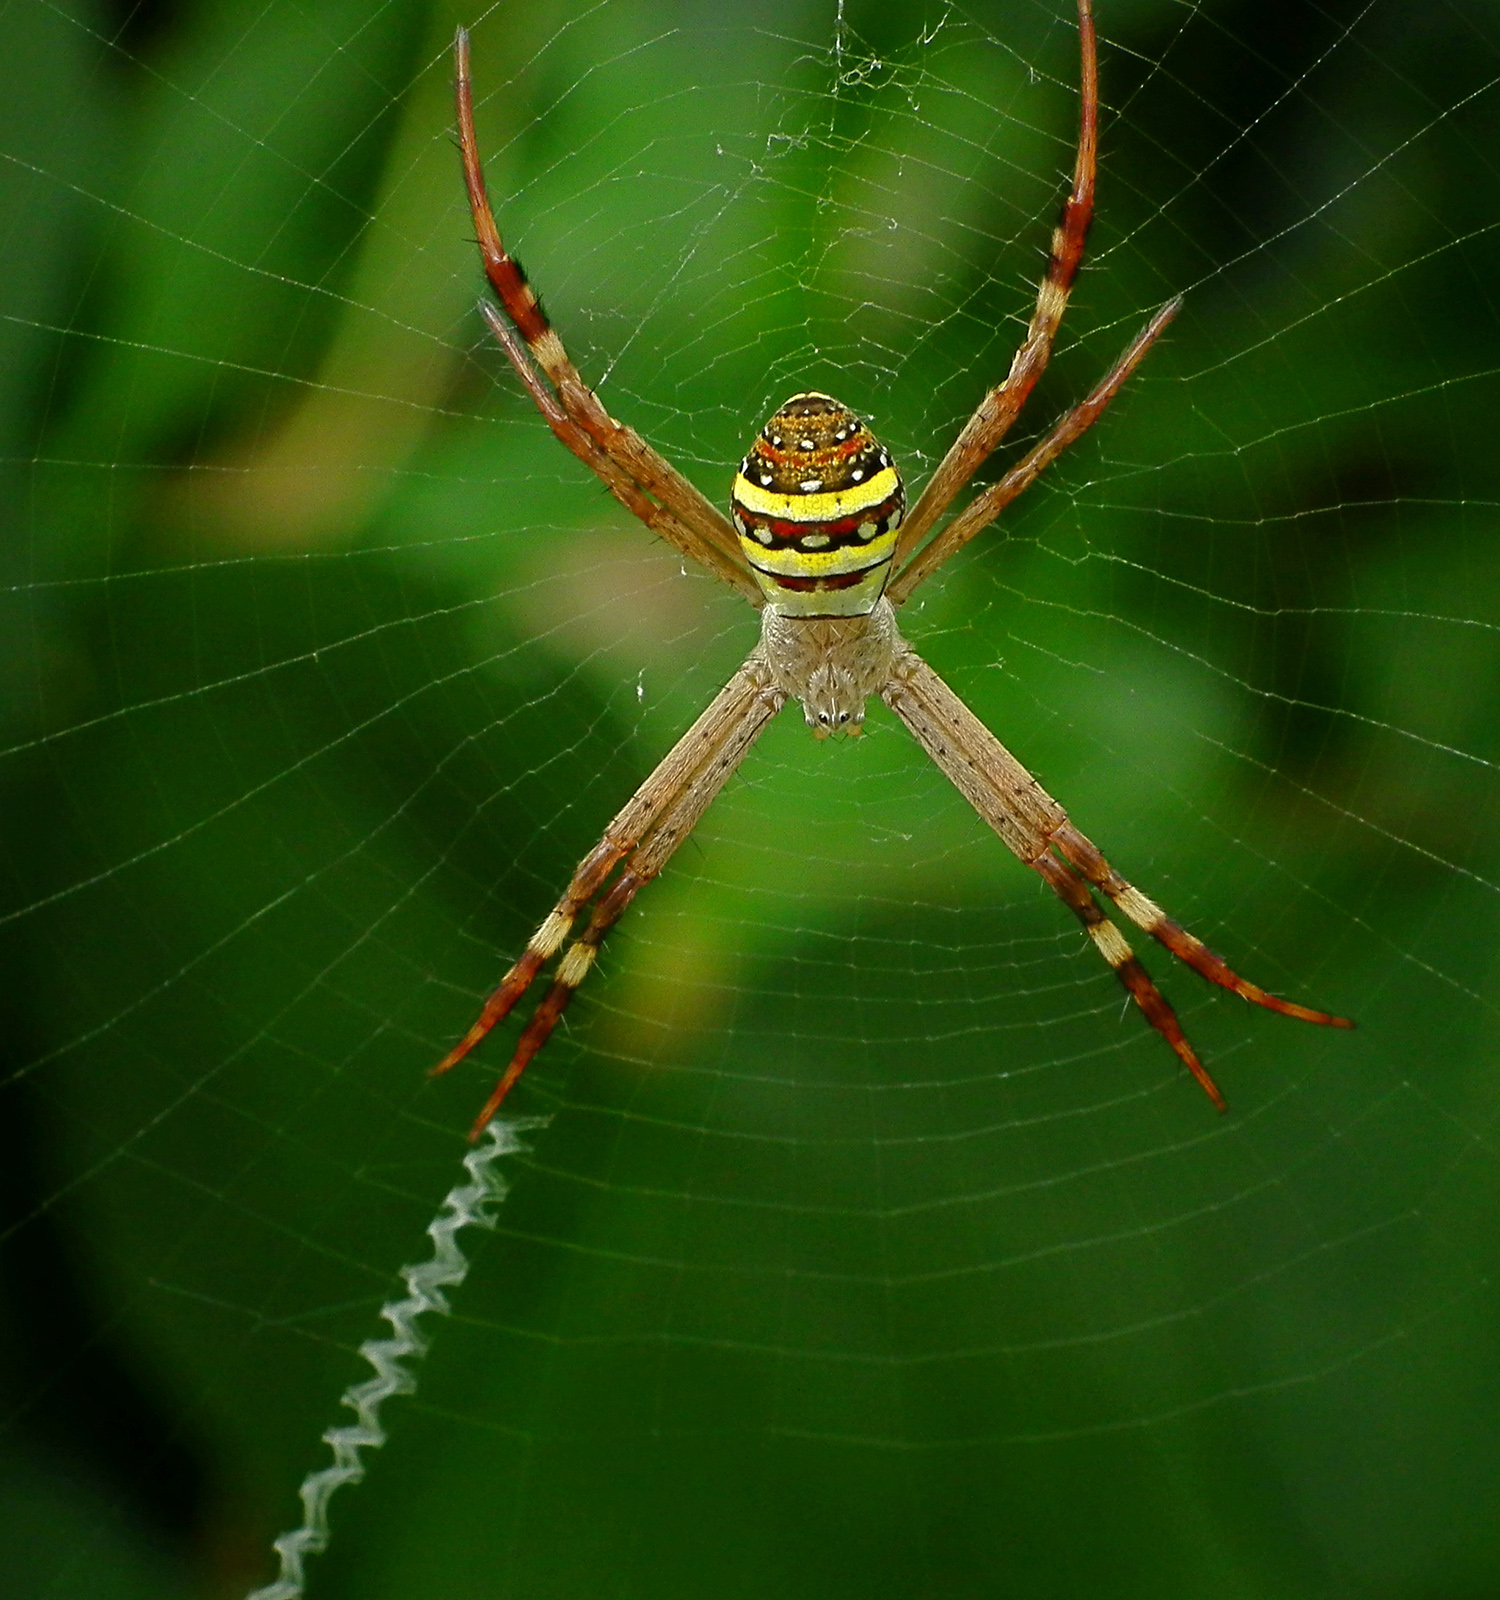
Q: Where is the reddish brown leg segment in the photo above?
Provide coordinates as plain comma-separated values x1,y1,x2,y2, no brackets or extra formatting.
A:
455,29,759,603
1050,820,1355,1030
463,870,648,1138
1032,851,1228,1111
431,836,628,1081
894,0,1099,565
888,296,1181,603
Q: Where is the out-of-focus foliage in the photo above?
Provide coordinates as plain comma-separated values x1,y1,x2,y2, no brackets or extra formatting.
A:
3,0,1499,1596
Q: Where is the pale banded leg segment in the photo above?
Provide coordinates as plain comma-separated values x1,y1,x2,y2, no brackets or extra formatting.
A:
455,29,760,606
430,836,625,1085
884,646,1350,1108
438,665,787,1140
1030,850,1227,1110
1051,820,1355,1030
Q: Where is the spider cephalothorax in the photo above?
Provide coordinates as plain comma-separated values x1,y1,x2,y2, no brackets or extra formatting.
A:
438,1,1352,1141
731,392,905,618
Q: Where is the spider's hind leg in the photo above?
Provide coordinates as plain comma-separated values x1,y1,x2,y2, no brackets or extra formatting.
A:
1050,821,1355,1031
1031,850,1228,1111
460,866,651,1140
436,662,786,1141
430,834,627,1082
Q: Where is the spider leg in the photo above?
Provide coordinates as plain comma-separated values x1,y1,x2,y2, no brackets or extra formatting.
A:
881,645,1068,858
1050,819,1356,1029
892,0,1098,567
436,661,786,1140
1029,850,1226,1110
455,30,760,606
429,825,626,1085
478,304,756,598
883,646,1350,1108
887,295,1180,603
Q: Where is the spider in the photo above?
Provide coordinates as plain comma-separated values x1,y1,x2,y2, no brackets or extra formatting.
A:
436,0,1352,1142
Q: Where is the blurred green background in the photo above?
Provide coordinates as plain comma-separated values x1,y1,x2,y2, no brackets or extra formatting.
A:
3,0,1499,1595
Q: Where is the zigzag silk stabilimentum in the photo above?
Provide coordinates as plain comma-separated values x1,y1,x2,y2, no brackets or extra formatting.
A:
245,1118,545,1600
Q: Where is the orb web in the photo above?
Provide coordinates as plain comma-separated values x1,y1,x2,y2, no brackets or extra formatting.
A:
3,1,1498,1596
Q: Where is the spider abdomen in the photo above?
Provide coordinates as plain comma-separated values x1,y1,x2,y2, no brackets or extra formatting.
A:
731,392,904,618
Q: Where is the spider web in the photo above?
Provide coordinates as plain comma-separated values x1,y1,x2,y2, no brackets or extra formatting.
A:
3,0,1499,1595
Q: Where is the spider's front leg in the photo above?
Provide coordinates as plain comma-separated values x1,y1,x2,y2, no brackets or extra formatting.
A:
436,661,786,1141
893,0,1099,567
883,647,1352,1108
455,28,761,607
